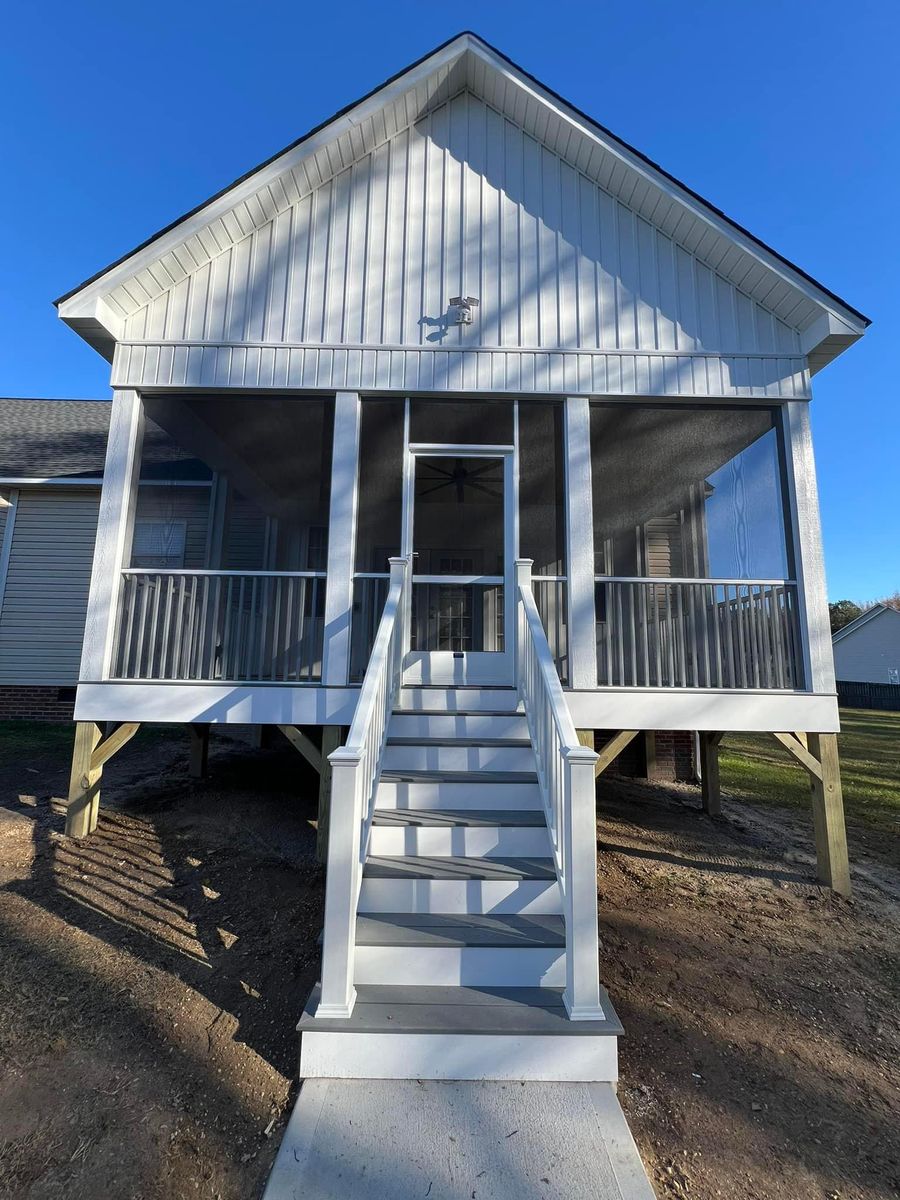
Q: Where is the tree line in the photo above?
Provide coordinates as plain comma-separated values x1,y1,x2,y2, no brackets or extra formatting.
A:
829,592,900,633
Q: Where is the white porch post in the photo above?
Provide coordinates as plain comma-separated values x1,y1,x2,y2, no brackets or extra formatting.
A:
322,391,361,686
564,396,597,690
783,401,835,694
562,743,605,1019
79,388,144,682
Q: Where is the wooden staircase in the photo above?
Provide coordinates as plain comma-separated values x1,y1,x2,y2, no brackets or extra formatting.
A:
299,687,621,1082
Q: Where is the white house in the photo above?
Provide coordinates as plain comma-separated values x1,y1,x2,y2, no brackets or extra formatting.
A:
52,32,868,1082
833,605,900,686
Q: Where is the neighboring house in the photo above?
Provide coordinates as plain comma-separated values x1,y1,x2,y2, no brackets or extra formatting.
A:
832,604,900,685
0,398,300,719
48,33,867,1083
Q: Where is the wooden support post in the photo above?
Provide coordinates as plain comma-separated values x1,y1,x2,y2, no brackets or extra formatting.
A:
594,730,640,778
807,733,851,898
318,727,343,863
643,731,657,780
698,732,724,816
65,721,141,838
576,729,595,752
189,724,210,779
276,725,323,773
65,722,103,838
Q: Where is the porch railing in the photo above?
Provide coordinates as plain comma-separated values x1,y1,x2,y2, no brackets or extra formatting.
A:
515,560,605,1021
113,569,326,682
595,578,804,690
317,556,410,1018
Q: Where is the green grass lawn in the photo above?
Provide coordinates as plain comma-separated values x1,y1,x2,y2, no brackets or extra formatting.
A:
720,708,900,837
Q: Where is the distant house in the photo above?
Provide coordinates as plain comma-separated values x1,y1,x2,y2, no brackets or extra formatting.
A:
832,604,900,686
0,398,213,719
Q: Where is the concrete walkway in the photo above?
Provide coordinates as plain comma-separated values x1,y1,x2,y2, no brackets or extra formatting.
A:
263,1080,656,1200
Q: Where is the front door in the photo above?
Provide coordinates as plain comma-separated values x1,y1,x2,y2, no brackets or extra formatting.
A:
403,449,515,685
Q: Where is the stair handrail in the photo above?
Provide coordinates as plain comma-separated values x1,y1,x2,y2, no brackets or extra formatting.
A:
514,559,605,1021
317,556,410,1018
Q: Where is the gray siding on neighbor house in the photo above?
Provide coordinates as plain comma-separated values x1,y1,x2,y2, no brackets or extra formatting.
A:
133,485,213,568
833,609,900,685
0,488,100,685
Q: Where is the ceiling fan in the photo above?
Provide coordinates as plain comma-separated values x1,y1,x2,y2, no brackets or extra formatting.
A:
417,458,503,503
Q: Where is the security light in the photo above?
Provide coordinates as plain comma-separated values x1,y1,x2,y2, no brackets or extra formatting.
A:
449,296,479,325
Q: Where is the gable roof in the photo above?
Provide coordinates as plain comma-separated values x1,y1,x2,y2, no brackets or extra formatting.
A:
832,604,900,644
0,398,209,481
56,32,869,371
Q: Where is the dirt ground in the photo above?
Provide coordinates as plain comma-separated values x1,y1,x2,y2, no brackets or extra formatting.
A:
0,725,898,1200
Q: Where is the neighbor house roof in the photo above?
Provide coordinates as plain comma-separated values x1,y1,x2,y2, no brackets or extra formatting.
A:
55,32,869,372
0,398,210,481
832,604,900,644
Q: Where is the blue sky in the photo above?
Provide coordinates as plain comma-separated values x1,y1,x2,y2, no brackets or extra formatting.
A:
0,1,895,601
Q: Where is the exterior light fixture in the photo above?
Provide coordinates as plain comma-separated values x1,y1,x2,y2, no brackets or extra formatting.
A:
449,296,479,325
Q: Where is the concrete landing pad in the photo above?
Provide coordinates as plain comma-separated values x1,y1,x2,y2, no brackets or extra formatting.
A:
263,1079,656,1200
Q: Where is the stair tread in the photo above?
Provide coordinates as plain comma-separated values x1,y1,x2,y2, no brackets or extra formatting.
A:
300,983,622,1036
364,856,556,881
380,769,538,783
387,737,531,748
356,913,565,947
372,808,546,827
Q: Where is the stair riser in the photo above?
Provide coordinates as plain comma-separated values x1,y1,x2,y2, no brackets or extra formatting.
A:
388,713,529,740
354,946,565,987
300,1032,618,1082
376,781,543,810
368,826,551,857
358,879,562,915
395,689,520,714
383,745,535,773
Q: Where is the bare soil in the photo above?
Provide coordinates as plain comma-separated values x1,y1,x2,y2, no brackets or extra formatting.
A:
0,725,898,1199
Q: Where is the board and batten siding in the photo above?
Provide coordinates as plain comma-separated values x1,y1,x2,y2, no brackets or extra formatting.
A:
113,91,807,399
0,489,100,686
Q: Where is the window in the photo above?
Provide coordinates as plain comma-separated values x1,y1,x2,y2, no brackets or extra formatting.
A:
132,520,187,568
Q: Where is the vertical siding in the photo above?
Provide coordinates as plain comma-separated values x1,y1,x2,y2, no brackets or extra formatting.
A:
0,489,100,685
833,613,900,685
124,92,799,356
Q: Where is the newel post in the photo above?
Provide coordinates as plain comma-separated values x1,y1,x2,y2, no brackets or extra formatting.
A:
514,558,532,694
563,743,605,1020
388,556,410,683
316,747,363,1018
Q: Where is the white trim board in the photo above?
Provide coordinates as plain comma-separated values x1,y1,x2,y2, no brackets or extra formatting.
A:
111,343,811,399
74,680,839,732
0,489,19,619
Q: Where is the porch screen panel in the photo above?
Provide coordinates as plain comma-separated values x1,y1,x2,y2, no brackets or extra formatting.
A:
590,403,802,690
409,398,513,445
117,396,332,682
518,400,567,679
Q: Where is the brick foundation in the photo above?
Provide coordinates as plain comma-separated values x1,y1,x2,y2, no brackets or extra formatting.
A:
0,686,77,722
594,729,695,783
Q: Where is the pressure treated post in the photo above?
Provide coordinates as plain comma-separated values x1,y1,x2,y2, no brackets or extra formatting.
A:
188,724,210,779
65,722,103,838
807,733,851,898
563,744,605,1020
699,732,723,816
317,727,343,862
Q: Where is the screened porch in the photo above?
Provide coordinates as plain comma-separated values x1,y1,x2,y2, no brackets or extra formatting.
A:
108,394,805,694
